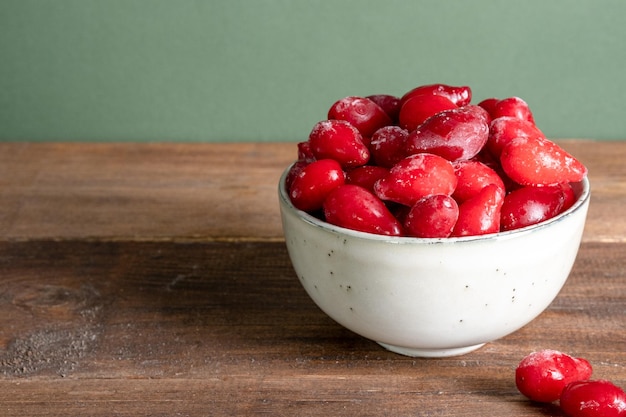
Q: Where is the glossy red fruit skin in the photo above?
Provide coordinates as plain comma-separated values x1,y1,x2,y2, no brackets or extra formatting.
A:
327,96,393,138
285,160,308,192
560,380,626,417
477,97,499,122
373,153,457,207
405,105,489,162
560,182,577,210
451,184,504,237
366,94,401,123
400,83,472,107
404,194,459,238
515,349,593,403
500,184,574,231
345,165,389,193
288,159,345,212
398,94,457,132
369,126,409,168
487,116,546,158
323,184,403,236
500,136,588,186
452,160,505,203
469,104,492,124
472,148,520,193
308,119,370,169
297,141,316,162
491,96,535,124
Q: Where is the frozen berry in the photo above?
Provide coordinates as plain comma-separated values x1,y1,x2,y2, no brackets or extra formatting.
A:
345,165,389,193
400,83,472,107
515,349,593,403
369,126,409,168
373,153,457,207
500,136,587,186
323,184,403,236
404,194,459,238
452,160,505,203
328,96,393,137
289,159,345,212
398,93,457,132
560,380,626,417
500,184,576,231
405,105,489,162
491,96,535,124
366,94,401,122
451,184,504,237
308,119,370,169
487,116,546,158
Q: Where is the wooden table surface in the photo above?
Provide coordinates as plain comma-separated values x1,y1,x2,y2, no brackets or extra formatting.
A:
0,141,624,416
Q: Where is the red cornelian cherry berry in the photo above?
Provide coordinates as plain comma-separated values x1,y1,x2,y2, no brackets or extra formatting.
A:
366,94,401,123
468,103,492,124
451,183,504,237
560,380,626,417
288,85,590,238
500,136,588,186
515,349,593,403
284,160,308,192
560,182,577,210
500,184,575,231
405,105,489,162
398,93,457,132
369,125,409,168
491,96,536,124
345,165,389,193
452,160,505,203
472,148,520,194
308,119,370,169
327,96,393,138
487,116,546,158
288,159,345,212
297,141,316,162
323,184,403,236
373,153,457,207
477,97,499,122
400,83,472,107
403,194,459,238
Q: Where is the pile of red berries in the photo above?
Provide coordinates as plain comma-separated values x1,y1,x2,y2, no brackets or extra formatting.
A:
286,83,588,238
516,350,626,417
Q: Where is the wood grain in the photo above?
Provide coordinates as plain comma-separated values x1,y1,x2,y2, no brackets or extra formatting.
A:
0,141,624,242
0,141,624,416
0,240,624,416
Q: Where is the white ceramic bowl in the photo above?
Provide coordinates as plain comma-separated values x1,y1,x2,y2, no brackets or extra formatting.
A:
278,165,591,357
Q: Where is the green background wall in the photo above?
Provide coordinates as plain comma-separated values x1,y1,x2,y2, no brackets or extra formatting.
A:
1,0,624,142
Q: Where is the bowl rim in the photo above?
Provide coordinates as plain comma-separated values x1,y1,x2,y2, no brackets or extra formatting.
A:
278,163,591,244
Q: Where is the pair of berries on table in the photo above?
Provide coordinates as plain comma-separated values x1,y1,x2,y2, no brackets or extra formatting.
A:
516,349,626,417
287,83,588,238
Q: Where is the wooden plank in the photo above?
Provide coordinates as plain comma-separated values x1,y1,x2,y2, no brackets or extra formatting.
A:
0,377,568,417
562,140,626,242
0,141,624,242
0,142,295,241
0,141,623,416
0,240,624,416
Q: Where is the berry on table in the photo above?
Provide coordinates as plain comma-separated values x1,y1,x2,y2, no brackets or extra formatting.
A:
515,349,593,403
560,379,626,417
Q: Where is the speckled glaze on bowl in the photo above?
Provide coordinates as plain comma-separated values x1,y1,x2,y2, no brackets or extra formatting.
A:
278,166,590,357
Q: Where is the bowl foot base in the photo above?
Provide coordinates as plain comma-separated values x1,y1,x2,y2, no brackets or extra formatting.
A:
377,342,486,358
